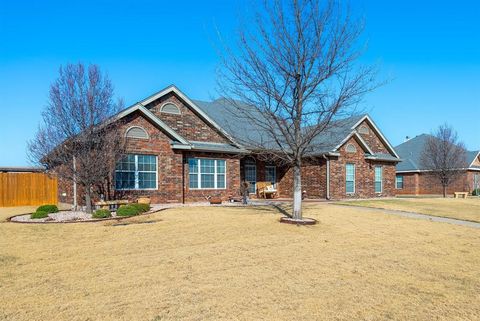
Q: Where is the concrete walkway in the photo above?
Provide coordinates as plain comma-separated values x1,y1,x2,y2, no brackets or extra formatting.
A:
333,204,480,229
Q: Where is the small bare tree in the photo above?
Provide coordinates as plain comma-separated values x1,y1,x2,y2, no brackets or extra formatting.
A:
218,0,377,220
28,63,125,213
420,124,468,198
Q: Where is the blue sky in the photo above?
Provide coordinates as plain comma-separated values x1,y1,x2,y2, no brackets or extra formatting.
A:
0,0,479,166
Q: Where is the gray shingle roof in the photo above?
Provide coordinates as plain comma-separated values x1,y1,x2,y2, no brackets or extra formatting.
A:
193,98,368,155
395,134,479,172
189,141,247,154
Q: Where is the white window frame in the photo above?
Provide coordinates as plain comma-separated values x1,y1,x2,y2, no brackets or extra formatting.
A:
375,166,383,193
265,165,277,188
346,163,355,194
396,174,404,189
244,161,257,194
115,154,158,190
189,158,227,190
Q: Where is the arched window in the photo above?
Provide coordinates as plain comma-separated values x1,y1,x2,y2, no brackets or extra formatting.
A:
346,143,357,153
126,126,149,139
358,125,369,134
160,102,181,115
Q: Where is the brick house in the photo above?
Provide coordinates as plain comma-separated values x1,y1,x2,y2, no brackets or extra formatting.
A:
58,85,401,204
394,134,480,195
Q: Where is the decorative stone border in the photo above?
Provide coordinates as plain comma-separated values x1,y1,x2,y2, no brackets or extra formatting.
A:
279,217,318,225
7,208,166,224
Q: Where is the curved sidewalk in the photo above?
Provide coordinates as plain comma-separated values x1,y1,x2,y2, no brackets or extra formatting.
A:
333,204,480,229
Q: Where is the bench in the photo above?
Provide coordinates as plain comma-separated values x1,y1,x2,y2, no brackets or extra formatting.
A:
94,200,129,211
454,192,468,199
257,181,278,199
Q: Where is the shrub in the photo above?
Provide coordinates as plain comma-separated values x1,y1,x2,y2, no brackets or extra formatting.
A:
92,209,112,219
36,205,58,214
473,189,480,196
116,205,140,217
130,203,150,213
31,210,49,219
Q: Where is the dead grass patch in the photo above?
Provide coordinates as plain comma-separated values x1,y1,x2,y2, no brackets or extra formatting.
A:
0,204,479,321
337,197,480,222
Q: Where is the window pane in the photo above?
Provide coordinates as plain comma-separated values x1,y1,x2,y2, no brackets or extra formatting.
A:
201,173,215,188
116,154,135,171
115,171,135,189
189,158,198,174
216,160,226,174
189,174,198,189
346,181,354,194
265,166,276,186
139,172,156,189
346,164,355,193
217,174,226,189
396,175,403,189
138,155,156,171
201,159,215,174
245,164,256,193
375,167,382,192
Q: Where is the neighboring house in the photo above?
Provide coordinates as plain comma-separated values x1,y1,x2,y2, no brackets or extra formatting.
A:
59,85,401,204
394,134,480,195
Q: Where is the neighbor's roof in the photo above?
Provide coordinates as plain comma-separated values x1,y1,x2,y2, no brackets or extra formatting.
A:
395,134,480,172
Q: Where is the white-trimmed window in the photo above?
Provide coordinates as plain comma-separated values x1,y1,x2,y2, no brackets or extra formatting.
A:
375,166,383,193
396,174,404,189
160,102,181,115
346,163,355,194
115,154,157,190
265,165,277,188
358,125,370,134
345,143,357,153
244,158,257,193
126,126,149,139
189,158,226,189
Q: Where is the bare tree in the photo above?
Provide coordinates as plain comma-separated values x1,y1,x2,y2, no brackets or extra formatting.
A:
28,63,125,213
420,124,468,198
218,0,377,220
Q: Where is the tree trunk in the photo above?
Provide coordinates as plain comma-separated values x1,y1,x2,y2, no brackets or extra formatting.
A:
292,163,302,220
85,187,93,214
443,185,447,198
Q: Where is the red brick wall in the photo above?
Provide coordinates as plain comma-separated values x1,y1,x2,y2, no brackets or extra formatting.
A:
356,120,390,154
329,137,396,199
395,173,420,195
276,160,327,199
113,112,242,203
145,92,229,143
183,152,241,202
114,111,184,203
395,171,475,195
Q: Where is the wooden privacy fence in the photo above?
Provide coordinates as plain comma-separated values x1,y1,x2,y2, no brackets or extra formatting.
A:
0,172,58,207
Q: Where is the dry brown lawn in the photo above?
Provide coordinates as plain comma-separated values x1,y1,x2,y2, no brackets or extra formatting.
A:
338,197,480,222
1,203,479,321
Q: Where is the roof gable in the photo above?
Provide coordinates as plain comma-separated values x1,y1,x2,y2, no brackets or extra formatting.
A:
113,104,189,145
139,85,242,147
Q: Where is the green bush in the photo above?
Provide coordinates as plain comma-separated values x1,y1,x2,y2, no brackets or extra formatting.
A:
92,209,112,219
130,203,150,213
31,210,49,219
116,205,140,217
473,189,480,196
36,205,58,214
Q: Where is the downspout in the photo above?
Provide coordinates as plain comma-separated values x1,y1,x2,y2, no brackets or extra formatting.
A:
73,155,77,211
323,155,330,200
182,152,186,204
